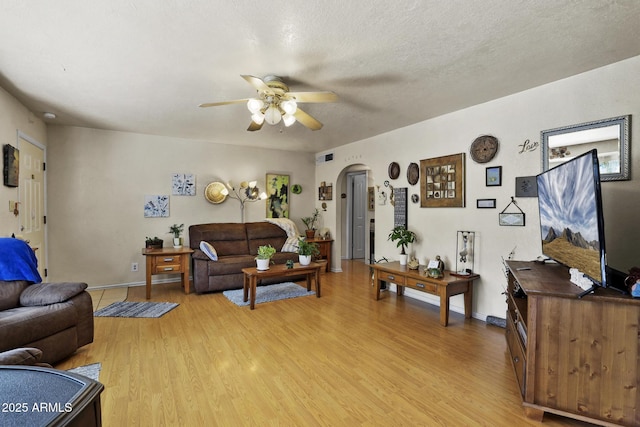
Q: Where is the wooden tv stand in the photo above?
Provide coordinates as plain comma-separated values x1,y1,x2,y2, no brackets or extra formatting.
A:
505,260,639,426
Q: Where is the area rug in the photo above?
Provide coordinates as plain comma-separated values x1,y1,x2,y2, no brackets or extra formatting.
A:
94,301,178,318
223,282,315,307
67,362,101,381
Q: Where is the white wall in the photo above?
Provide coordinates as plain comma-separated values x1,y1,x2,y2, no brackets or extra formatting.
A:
45,126,316,286
0,87,47,238
317,55,640,321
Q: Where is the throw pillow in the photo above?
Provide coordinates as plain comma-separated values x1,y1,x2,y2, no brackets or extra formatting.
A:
281,236,300,253
0,347,44,366
200,241,218,261
20,282,87,307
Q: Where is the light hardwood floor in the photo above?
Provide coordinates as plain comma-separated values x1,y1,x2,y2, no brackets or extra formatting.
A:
56,260,592,426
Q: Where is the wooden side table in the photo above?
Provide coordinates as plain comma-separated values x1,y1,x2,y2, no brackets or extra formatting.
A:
307,238,333,272
141,247,194,299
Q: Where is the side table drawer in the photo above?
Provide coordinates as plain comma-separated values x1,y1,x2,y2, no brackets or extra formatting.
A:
405,277,437,294
154,263,182,273
379,271,405,286
152,254,184,274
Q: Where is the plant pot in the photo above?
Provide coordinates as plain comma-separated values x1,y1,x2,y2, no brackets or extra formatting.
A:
305,229,316,239
173,237,182,248
399,254,408,266
299,255,312,266
146,242,163,250
256,258,270,271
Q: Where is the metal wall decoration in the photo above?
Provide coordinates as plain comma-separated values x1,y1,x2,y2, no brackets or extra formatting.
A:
419,153,465,208
266,174,289,218
407,162,419,185
318,182,332,200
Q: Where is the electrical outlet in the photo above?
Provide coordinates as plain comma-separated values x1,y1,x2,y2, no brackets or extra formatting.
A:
131,262,138,272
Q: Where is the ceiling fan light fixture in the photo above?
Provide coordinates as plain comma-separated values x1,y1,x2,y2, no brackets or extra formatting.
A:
247,98,264,114
251,112,265,125
264,104,282,125
282,113,296,127
281,99,297,115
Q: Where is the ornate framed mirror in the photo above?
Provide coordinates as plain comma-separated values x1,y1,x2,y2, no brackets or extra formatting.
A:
541,115,630,181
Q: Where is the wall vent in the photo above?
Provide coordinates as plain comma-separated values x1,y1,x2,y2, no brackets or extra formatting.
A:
316,153,334,164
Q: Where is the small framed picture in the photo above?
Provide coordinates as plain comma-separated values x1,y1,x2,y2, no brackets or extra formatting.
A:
476,198,496,209
486,166,502,187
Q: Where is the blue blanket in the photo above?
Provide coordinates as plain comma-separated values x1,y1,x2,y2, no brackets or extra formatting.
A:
0,238,42,283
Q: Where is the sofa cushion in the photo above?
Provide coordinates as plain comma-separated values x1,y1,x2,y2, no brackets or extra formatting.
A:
189,223,249,256
245,222,288,255
207,255,256,275
20,282,88,307
0,347,44,365
0,304,78,352
0,280,30,311
199,241,218,260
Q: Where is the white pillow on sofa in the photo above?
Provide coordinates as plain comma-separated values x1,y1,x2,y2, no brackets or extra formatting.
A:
281,236,299,253
199,241,218,261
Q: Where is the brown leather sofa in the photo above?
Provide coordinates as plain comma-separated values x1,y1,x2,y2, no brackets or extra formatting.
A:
189,222,301,293
0,280,94,365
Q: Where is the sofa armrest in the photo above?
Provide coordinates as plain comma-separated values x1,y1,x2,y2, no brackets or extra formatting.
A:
20,282,88,307
0,347,51,367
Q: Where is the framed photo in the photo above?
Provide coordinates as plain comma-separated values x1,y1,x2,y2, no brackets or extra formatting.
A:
420,153,465,208
515,176,538,197
476,198,496,209
266,173,289,218
486,166,502,187
368,187,375,210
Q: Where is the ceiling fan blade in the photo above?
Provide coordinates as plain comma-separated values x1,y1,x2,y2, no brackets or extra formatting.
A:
241,75,273,95
199,99,249,108
287,91,338,103
247,120,264,131
293,108,323,130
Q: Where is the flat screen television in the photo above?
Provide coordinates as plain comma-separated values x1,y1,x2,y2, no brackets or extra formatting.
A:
536,149,608,290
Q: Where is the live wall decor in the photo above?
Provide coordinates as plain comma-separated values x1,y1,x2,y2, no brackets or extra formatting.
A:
266,173,289,218
420,153,465,208
144,195,170,218
3,144,19,187
172,173,195,196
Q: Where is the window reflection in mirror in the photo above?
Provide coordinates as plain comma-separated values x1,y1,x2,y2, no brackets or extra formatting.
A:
541,115,630,181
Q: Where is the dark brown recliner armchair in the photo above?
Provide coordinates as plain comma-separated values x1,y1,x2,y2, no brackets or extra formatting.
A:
0,238,94,365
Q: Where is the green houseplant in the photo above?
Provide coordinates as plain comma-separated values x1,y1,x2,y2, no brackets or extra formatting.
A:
255,244,276,270
145,236,163,250
301,208,320,239
169,223,185,248
296,238,320,266
388,226,417,265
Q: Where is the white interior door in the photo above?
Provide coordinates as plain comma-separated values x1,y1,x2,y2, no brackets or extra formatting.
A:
18,132,46,278
349,172,367,259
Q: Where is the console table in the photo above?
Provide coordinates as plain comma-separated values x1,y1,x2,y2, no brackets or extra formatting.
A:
142,247,194,299
505,260,640,426
371,261,479,326
0,365,103,426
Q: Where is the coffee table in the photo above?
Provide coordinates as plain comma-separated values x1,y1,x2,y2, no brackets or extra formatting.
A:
241,262,322,310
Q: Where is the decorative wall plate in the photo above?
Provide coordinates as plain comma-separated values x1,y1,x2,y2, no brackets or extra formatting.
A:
204,181,227,204
388,162,400,179
411,194,419,203
470,135,499,163
292,184,302,194
407,162,419,185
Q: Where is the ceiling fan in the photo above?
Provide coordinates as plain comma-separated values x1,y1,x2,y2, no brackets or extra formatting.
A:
199,75,338,131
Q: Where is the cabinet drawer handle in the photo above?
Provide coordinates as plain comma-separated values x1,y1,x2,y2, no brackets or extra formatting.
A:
163,267,174,271
163,257,174,262
416,283,425,288
513,356,519,363
387,275,395,280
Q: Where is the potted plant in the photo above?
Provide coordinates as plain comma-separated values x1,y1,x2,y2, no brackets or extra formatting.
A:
388,225,417,265
169,223,184,248
301,208,320,239
145,236,163,250
255,244,276,270
296,238,320,266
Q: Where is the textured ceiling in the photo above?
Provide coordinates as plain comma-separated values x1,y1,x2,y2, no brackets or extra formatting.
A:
1,1,639,152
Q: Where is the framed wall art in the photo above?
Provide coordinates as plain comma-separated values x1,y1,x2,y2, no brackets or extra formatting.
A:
266,173,289,218
420,153,465,208
3,144,19,187
172,173,196,195
476,198,496,209
144,195,170,218
485,166,502,186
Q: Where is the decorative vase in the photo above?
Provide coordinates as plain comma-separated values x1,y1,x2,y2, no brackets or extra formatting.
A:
256,258,270,271
299,255,312,266
173,237,182,248
305,229,315,239
399,254,408,266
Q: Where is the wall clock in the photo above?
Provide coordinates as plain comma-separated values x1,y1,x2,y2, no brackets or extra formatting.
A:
470,135,499,163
